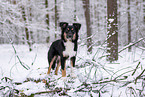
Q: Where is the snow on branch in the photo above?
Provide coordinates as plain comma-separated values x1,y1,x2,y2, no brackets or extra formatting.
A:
119,37,145,53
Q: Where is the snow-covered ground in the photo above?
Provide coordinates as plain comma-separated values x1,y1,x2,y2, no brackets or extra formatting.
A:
0,44,145,97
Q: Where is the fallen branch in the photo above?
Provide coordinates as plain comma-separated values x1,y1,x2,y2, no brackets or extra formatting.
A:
92,76,128,85
135,69,145,84
132,62,141,76
28,88,70,96
119,37,145,53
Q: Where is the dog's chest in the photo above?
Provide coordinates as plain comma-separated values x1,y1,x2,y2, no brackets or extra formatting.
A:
63,41,76,58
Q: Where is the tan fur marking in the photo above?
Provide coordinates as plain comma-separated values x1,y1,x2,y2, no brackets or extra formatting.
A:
71,59,73,67
72,33,76,41
62,63,66,77
64,32,67,41
47,56,56,75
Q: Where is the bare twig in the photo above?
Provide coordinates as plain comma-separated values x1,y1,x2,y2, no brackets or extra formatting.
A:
5,33,30,70
31,88,70,95
135,69,145,84
92,76,128,85
3,22,30,70
31,53,37,66
119,37,145,53
132,62,141,76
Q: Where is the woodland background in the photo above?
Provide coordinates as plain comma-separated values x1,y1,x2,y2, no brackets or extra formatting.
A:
1,0,145,51
0,0,145,97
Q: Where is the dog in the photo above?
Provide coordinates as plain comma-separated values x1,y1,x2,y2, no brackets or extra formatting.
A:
47,22,81,78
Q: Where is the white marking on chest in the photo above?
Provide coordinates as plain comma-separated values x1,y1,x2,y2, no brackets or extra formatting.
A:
63,41,76,58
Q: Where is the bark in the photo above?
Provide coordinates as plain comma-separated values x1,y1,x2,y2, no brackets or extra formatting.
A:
143,0,145,24
74,0,77,21
45,0,49,30
83,0,92,53
107,0,118,62
128,0,131,52
21,6,32,51
55,0,59,38
45,0,50,43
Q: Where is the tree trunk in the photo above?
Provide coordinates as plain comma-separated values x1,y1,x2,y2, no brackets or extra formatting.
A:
143,0,145,24
0,22,4,44
128,0,131,52
83,0,92,53
95,0,101,45
45,0,49,30
10,0,16,4
107,0,118,62
74,0,77,22
45,0,50,43
55,0,59,38
10,0,19,44
21,6,32,51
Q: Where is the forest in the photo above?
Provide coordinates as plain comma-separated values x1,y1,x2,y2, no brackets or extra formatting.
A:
0,0,145,97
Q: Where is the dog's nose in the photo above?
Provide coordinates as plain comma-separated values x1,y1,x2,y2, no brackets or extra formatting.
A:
68,35,72,38
68,32,72,38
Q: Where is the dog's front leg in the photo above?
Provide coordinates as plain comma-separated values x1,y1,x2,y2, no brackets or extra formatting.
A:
70,57,77,78
61,57,66,77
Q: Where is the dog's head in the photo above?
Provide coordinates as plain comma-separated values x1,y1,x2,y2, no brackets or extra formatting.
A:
60,22,81,42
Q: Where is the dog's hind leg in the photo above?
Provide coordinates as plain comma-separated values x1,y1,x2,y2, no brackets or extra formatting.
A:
47,56,56,75
55,57,61,75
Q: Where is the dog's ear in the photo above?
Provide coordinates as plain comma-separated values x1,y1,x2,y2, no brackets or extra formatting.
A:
59,22,68,30
73,23,81,31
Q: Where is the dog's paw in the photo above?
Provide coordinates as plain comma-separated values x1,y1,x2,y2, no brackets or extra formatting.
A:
61,77,68,82
71,73,77,79
45,73,52,79
70,68,77,78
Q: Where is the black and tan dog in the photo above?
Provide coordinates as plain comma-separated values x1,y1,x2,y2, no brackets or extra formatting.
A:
47,22,81,78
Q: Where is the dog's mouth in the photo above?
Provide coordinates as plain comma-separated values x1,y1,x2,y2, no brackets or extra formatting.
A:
66,34,73,40
67,35,72,39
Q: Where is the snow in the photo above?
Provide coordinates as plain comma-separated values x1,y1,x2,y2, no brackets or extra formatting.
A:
0,0,145,96
16,81,46,96
108,18,114,23
0,44,145,96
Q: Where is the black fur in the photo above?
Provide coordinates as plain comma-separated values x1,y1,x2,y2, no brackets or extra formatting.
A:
48,22,81,71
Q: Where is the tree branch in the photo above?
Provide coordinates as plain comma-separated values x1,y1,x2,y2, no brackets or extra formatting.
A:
135,69,145,84
132,62,141,76
3,23,30,70
119,37,145,53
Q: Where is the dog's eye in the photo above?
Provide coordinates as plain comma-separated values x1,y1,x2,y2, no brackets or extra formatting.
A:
71,28,73,30
67,28,69,30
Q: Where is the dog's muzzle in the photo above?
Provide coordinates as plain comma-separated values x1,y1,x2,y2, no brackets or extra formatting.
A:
67,32,73,39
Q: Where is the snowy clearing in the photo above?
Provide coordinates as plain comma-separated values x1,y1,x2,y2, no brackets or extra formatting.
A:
0,44,145,97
